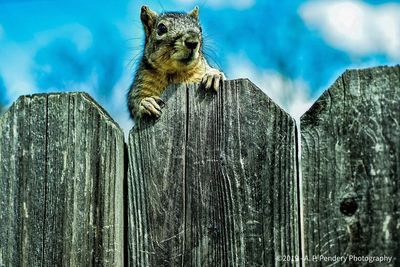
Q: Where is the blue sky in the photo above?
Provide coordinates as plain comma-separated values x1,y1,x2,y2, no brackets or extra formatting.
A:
0,0,399,132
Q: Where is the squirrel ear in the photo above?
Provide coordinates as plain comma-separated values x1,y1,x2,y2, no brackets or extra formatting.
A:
188,6,199,20
141,6,158,37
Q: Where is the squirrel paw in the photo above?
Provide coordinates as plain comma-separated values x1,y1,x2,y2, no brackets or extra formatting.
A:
139,96,165,118
201,68,225,92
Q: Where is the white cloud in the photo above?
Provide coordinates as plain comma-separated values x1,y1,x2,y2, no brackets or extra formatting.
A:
0,20,134,136
0,23,94,107
227,55,314,120
0,44,36,103
33,23,93,52
173,0,255,10
108,68,134,139
299,0,400,59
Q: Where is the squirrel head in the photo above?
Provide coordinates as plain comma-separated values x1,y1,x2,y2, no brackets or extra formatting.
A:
140,6,203,73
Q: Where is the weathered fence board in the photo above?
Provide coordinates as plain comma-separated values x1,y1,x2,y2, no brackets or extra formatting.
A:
128,79,299,266
0,93,124,266
301,66,400,266
1,65,398,267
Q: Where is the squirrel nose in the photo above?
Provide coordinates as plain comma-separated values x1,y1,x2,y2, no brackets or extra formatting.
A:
185,40,199,50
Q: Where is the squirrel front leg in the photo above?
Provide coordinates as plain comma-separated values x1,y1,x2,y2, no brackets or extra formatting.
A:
201,60,226,92
128,80,166,119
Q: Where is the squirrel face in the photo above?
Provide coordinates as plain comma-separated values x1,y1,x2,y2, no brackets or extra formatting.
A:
140,6,203,73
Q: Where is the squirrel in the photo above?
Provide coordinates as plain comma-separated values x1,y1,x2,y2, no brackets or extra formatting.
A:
127,5,225,119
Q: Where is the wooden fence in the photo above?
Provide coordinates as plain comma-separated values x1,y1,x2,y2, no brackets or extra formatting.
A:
0,93,124,266
0,65,398,266
301,66,400,266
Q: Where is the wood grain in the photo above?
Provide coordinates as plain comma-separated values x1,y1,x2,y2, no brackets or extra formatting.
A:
128,79,299,266
0,92,124,266
301,66,400,266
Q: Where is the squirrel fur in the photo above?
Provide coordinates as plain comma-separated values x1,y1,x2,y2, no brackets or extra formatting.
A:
127,6,225,119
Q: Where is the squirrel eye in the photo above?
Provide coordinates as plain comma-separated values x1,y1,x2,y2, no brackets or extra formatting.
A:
157,23,168,35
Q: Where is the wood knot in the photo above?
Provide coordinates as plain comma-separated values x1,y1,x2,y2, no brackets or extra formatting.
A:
219,154,226,166
340,197,358,216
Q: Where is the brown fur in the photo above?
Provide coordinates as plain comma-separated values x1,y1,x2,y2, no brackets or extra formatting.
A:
128,6,225,119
